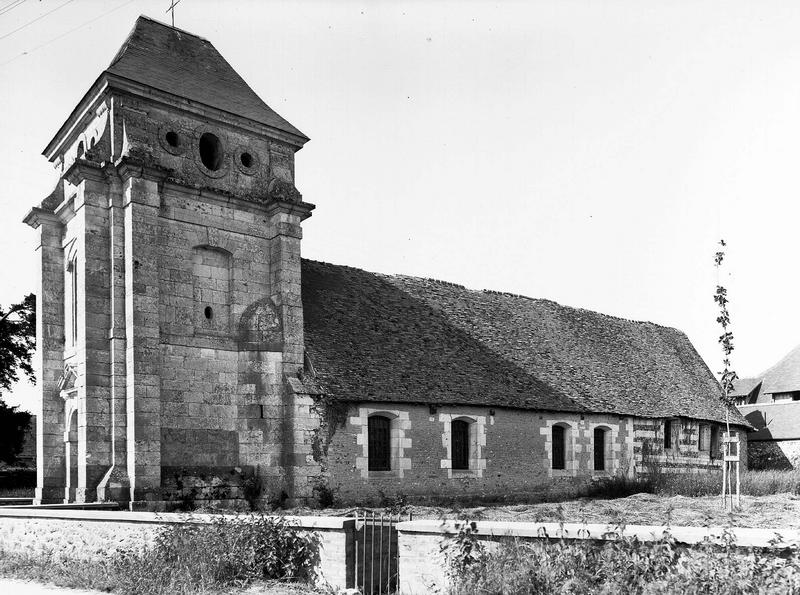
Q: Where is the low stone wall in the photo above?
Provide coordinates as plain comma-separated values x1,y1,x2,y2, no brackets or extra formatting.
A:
0,509,354,590
396,519,800,594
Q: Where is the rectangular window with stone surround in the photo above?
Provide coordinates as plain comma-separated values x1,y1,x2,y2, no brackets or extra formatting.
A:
351,407,412,478
439,413,487,478
368,415,391,471
451,419,470,470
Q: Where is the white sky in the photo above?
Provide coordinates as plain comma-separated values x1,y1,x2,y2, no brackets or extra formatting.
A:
1,0,799,412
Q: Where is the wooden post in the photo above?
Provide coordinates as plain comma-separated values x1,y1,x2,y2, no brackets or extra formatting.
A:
722,432,740,511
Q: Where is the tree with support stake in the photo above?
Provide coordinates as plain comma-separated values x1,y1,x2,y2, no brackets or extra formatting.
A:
713,240,740,510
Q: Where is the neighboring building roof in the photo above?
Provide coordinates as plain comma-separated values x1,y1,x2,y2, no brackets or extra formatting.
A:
741,403,800,441
758,343,800,396
106,16,307,139
302,260,747,426
730,377,762,401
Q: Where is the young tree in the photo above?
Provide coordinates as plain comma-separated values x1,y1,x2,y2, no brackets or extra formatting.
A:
0,293,35,396
713,240,739,509
0,294,35,465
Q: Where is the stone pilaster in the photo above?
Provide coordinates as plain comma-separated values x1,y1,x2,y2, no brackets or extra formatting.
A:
65,165,114,503
24,208,65,504
266,199,316,502
97,173,130,502
120,164,165,504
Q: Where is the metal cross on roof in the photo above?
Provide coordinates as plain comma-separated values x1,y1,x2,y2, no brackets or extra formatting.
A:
166,0,181,27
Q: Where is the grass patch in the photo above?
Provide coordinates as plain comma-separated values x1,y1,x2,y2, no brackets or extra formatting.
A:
0,486,33,498
648,469,800,498
0,514,321,595
443,523,800,594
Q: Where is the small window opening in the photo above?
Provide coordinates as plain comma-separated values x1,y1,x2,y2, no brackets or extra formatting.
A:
451,419,470,470
593,427,606,471
199,132,224,170
165,131,180,148
698,424,709,451
368,415,391,471
552,425,566,470
204,306,214,320
664,420,672,449
710,426,720,459
240,152,253,168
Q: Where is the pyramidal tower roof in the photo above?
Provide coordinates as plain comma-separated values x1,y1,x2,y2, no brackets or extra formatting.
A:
108,16,306,138
45,16,306,158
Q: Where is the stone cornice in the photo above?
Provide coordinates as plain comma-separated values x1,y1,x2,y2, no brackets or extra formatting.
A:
265,199,316,221
22,207,61,229
115,157,171,183
44,72,309,161
63,159,107,186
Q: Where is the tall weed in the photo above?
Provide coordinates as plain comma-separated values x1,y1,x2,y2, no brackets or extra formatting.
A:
444,526,800,594
113,514,320,595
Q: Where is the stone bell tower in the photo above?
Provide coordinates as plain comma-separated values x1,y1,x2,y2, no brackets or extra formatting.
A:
24,16,319,508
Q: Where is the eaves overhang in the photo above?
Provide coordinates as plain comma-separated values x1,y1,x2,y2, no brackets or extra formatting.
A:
43,71,310,162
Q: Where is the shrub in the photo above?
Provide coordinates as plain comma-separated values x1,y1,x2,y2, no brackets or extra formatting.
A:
113,514,320,595
444,527,800,594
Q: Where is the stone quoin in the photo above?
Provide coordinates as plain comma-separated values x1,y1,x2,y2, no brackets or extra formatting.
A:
24,16,749,509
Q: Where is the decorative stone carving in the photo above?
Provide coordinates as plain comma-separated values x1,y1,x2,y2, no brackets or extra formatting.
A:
267,177,302,203
238,298,284,351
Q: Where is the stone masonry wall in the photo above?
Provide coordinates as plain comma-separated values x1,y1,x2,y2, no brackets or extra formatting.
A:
318,403,748,505
320,403,634,504
0,510,353,590
32,87,317,506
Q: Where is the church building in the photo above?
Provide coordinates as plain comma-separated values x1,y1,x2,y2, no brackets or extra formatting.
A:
24,16,748,508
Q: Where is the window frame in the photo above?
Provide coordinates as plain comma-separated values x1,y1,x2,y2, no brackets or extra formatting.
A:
698,423,710,452
552,424,566,470
593,426,607,471
367,415,392,472
664,419,673,450
451,419,470,471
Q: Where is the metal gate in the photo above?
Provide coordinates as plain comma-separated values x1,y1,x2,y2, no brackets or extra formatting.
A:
352,510,412,594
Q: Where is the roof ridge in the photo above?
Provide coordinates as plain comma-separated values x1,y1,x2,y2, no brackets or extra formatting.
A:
757,342,800,379
302,258,682,333
135,14,211,43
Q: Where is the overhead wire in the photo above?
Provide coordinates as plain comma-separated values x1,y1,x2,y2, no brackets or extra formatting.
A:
0,0,75,42
0,0,27,17
0,0,135,67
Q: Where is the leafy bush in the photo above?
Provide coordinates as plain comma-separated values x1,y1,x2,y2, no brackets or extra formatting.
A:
443,525,800,594
113,514,320,595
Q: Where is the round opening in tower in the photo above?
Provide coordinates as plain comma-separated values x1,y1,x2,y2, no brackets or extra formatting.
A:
165,131,180,148
240,152,253,168
199,132,223,171
204,306,214,320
